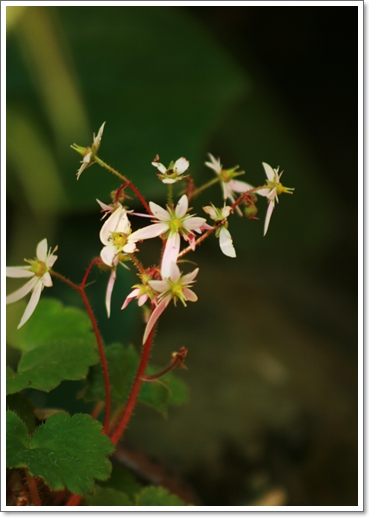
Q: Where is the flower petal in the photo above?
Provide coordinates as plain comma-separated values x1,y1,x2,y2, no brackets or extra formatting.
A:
130,222,168,241
96,198,113,212
183,288,198,302
46,253,58,269
229,179,254,193
173,157,189,174
257,188,271,197
42,272,53,288
142,296,171,344
36,239,48,261
161,233,180,279
138,293,149,307
99,205,124,245
183,216,206,231
152,161,167,174
181,267,199,285
205,153,222,174
6,266,33,278
219,227,236,258
267,186,277,202
105,269,116,318
148,279,170,293
262,162,275,181
169,261,181,282
263,201,275,236
17,280,43,329
149,202,171,221
100,245,117,267
203,205,217,220
6,277,38,305
175,194,189,219
162,178,177,184
121,288,140,310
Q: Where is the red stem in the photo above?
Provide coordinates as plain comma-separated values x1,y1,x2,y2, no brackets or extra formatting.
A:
110,325,156,445
25,471,41,506
51,267,111,434
65,494,83,506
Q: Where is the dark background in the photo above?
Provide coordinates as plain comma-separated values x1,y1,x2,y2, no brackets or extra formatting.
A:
6,5,359,506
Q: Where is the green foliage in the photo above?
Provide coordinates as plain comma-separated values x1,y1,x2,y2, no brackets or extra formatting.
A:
84,343,189,416
7,298,94,352
6,299,100,395
6,411,114,495
98,465,141,500
135,486,185,506
84,486,132,506
6,393,37,434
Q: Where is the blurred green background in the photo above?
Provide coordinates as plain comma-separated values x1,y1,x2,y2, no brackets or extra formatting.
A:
6,5,358,506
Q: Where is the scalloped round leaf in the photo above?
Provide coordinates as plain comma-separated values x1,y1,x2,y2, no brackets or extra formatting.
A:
7,411,114,495
84,486,133,506
6,337,99,395
135,486,185,506
7,298,94,352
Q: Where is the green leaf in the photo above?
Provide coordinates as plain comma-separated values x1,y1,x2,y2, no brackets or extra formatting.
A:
7,338,99,395
6,393,37,433
135,486,185,506
84,343,189,416
7,298,94,352
84,486,132,506
98,464,141,499
7,411,114,495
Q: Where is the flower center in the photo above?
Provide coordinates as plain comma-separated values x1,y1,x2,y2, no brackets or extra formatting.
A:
220,169,231,183
168,280,187,306
28,259,47,277
112,232,129,248
169,218,183,233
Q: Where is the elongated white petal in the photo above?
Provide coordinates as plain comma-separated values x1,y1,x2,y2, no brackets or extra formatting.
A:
42,272,53,287
100,245,117,267
96,199,113,212
94,122,106,146
149,202,171,221
6,277,38,305
36,239,48,261
169,261,181,282
174,157,189,174
183,216,206,231
267,186,277,202
162,178,176,184
161,233,180,279
257,188,270,197
123,241,137,254
229,179,254,193
142,297,171,344
17,281,42,329
46,253,58,269
99,206,124,245
205,153,222,174
105,269,116,318
148,279,170,293
152,161,167,174
175,195,188,219
138,293,149,306
121,288,141,310
130,222,168,241
219,227,236,258
262,162,275,181
183,288,198,302
264,201,275,236
222,183,235,202
181,267,199,285
203,205,217,220
6,266,33,278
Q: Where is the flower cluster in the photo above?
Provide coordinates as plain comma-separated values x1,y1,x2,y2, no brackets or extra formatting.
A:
7,123,294,347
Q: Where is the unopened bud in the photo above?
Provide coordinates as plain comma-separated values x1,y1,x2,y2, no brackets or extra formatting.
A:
244,204,258,219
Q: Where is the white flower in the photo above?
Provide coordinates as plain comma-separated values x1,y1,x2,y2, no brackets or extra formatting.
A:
152,156,189,184
99,204,139,267
203,204,236,258
132,194,206,279
258,162,294,236
141,262,199,344
71,122,106,180
6,238,58,329
205,153,253,215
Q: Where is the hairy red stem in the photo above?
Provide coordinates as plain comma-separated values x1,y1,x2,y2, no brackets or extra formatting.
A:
25,471,41,506
110,326,156,445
